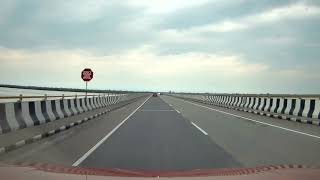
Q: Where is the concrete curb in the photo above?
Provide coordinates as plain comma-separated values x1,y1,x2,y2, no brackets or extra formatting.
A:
175,97,320,127
0,96,146,155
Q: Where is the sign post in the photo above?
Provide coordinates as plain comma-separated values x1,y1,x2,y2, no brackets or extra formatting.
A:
81,68,94,97
85,81,88,96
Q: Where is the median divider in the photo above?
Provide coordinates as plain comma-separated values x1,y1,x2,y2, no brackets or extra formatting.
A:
0,94,148,155
169,94,320,126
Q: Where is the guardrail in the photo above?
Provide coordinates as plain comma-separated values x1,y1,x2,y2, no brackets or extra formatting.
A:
169,93,320,126
0,93,145,134
0,84,140,94
173,93,320,99
0,93,122,102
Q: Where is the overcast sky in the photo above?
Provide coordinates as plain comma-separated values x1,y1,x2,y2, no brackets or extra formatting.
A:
0,0,319,93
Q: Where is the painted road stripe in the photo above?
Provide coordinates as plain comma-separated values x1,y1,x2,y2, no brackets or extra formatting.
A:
180,99,320,140
72,96,151,166
191,122,208,136
176,109,181,114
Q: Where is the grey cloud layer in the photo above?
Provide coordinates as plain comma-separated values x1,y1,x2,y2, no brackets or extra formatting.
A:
0,0,152,52
0,0,319,93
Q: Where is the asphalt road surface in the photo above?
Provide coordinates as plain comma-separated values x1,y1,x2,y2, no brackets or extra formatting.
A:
78,96,241,170
1,95,320,170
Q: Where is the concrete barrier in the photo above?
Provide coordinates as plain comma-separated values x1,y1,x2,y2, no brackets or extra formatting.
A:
0,94,138,134
170,93,320,125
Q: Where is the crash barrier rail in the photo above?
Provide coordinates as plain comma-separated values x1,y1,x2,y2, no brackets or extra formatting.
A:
0,93,145,134
169,93,320,125
0,93,119,102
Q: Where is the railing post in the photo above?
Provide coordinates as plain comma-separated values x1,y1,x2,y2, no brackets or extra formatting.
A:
62,94,65,100
19,94,23,102
44,94,47,101
75,94,77,99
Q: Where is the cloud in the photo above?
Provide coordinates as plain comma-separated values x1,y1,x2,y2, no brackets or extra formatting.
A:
0,46,319,93
178,2,320,33
0,46,268,91
194,21,248,33
258,36,296,45
304,42,320,47
0,0,16,25
156,29,205,43
251,2,320,23
34,0,117,23
127,0,211,14
0,1,319,93
0,46,266,75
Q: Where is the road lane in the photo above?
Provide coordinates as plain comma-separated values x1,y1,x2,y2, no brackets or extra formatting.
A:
0,97,150,165
79,96,242,170
162,95,320,167
72,95,152,166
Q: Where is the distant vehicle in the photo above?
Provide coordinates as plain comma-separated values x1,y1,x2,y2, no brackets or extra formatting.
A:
152,93,158,97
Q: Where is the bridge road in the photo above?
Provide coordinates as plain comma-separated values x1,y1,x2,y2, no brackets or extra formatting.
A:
77,96,241,170
1,95,320,169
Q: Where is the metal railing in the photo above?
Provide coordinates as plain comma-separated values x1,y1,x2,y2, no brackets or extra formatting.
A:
0,93,122,102
172,93,320,99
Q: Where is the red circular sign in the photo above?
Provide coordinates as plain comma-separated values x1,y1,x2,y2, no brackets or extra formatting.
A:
81,68,94,82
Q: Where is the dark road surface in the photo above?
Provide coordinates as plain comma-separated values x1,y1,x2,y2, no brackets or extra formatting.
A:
79,97,241,170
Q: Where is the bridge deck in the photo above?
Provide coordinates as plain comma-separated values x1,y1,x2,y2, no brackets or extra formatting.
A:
0,95,320,169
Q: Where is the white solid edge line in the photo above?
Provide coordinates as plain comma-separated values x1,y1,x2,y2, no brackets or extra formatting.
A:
191,122,208,136
72,96,151,167
180,99,320,139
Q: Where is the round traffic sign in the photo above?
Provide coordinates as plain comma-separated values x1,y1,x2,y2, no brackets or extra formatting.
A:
81,68,94,82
